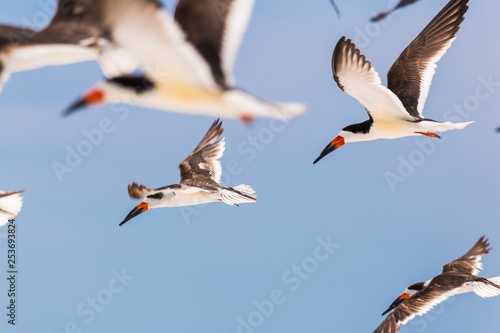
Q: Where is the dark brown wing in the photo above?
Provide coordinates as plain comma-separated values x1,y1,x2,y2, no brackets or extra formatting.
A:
442,235,491,275
34,0,102,43
127,182,156,199
374,286,461,333
178,118,225,187
0,26,37,48
174,0,254,88
387,0,469,118
371,0,421,22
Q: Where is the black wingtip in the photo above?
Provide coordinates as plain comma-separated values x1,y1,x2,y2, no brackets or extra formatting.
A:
329,0,341,18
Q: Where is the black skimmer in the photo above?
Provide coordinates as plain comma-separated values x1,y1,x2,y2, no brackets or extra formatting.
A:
0,0,136,92
374,236,500,333
313,0,472,164
371,0,421,22
63,0,306,123
329,0,341,17
119,118,257,226
0,190,25,227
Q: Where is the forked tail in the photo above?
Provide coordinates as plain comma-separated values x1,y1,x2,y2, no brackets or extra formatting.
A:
220,185,257,206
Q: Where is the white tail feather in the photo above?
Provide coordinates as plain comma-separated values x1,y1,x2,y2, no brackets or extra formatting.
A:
471,278,500,298
220,184,257,206
224,90,306,120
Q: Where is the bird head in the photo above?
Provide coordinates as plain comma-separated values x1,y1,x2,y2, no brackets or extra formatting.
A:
382,282,425,315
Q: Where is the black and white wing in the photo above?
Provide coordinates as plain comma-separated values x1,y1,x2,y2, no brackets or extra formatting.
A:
441,235,491,276
387,0,469,118
174,0,255,88
374,287,462,333
332,37,413,121
178,118,225,187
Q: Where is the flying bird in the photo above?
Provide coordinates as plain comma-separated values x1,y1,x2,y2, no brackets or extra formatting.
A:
329,0,341,17
0,190,25,227
371,0,421,22
0,0,136,93
374,235,500,333
63,0,306,123
120,118,257,226
314,0,472,164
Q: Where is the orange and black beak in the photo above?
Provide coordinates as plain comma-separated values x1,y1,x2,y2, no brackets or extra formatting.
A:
62,89,105,117
119,202,149,226
382,292,409,315
313,135,345,164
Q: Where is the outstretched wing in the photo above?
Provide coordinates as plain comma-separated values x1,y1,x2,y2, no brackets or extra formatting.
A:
332,37,413,122
387,0,469,118
374,287,460,333
174,0,254,87
178,118,225,186
441,235,491,275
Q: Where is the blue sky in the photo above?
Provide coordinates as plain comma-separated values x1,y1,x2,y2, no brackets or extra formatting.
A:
1,0,499,332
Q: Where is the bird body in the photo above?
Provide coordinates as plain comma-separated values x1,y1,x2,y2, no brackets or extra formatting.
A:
64,0,306,122
314,0,472,163
119,118,257,226
374,236,500,333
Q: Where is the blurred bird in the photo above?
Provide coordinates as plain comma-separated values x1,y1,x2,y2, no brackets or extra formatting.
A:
120,118,257,226
329,0,341,17
314,0,472,164
374,235,500,333
0,0,136,92
64,0,306,123
371,0,421,22
0,190,25,227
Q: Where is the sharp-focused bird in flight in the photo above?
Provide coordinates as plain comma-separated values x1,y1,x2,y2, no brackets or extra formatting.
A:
119,118,257,226
63,0,306,123
0,0,136,93
374,235,500,333
314,0,472,164
371,0,421,22
0,190,25,227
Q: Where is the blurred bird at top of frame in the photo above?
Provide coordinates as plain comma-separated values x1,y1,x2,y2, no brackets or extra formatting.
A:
374,235,500,333
63,0,306,124
314,0,472,164
119,118,257,226
0,190,25,227
329,0,341,17
0,0,137,93
371,0,421,22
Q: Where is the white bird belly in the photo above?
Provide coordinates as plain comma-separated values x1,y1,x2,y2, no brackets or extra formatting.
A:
156,189,222,208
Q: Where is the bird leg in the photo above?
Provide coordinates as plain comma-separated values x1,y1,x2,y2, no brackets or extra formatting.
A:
415,132,441,138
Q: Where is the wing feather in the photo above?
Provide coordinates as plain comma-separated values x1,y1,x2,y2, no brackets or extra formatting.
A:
332,37,413,122
387,0,469,117
178,118,225,186
442,235,490,275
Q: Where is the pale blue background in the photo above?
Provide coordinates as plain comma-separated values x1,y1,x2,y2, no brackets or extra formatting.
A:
0,0,499,332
